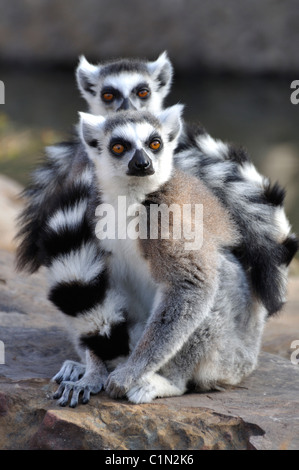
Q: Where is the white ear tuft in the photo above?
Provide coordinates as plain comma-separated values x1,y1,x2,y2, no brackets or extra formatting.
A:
78,55,98,72
147,51,173,97
157,104,184,141
76,56,101,98
79,112,106,151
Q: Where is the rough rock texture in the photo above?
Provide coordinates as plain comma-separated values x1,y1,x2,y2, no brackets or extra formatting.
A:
0,0,299,74
0,378,265,450
0,249,299,450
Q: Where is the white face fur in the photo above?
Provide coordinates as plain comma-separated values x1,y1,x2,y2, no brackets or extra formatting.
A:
79,105,183,201
76,52,173,116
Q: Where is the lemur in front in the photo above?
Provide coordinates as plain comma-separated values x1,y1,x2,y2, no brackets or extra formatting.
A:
56,105,266,405
15,53,298,405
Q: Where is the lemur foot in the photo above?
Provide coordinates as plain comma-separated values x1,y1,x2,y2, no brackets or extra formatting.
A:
106,367,185,403
52,360,86,384
127,374,185,404
53,370,107,407
105,364,135,399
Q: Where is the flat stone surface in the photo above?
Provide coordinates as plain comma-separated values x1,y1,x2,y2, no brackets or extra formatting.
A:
0,249,299,450
263,277,299,360
160,352,299,450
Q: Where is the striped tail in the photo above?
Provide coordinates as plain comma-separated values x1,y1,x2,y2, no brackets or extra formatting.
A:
175,123,298,315
15,140,88,273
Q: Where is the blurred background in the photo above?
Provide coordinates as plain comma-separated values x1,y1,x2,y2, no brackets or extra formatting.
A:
0,0,298,261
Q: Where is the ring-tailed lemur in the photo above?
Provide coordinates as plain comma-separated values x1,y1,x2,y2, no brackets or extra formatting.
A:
15,54,297,405
16,52,298,315
68,106,266,404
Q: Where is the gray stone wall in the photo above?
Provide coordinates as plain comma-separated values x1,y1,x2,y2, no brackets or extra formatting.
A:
0,0,298,74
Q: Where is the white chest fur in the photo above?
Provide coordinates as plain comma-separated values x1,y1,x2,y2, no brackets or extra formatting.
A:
96,192,159,322
105,236,158,322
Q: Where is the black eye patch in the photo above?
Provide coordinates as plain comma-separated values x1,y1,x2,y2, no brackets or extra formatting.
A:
109,138,132,156
132,82,151,99
145,132,163,151
101,86,122,103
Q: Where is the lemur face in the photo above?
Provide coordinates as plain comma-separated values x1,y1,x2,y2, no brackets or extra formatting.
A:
79,106,183,195
76,52,173,116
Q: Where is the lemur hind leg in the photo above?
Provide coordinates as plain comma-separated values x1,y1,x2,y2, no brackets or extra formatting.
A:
192,254,267,392
53,350,108,408
193,301,267,392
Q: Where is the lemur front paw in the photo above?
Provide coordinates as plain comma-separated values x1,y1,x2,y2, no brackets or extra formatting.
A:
105,365,136,399
126,381,158,404
52,360,86,384
127,374,185,404
53,371,107,408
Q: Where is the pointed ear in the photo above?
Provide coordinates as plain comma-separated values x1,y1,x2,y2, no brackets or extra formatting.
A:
147,51,173,97
79,112,106,152
158,104,184,142
76,56,101,98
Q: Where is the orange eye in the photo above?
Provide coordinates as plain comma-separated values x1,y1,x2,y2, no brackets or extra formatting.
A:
138,89,149,99
103,92,114,102
111,143,125,155
149,140,161,151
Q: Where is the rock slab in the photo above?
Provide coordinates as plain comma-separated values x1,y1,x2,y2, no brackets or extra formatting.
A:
0,378,264,451
0,249,299,450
